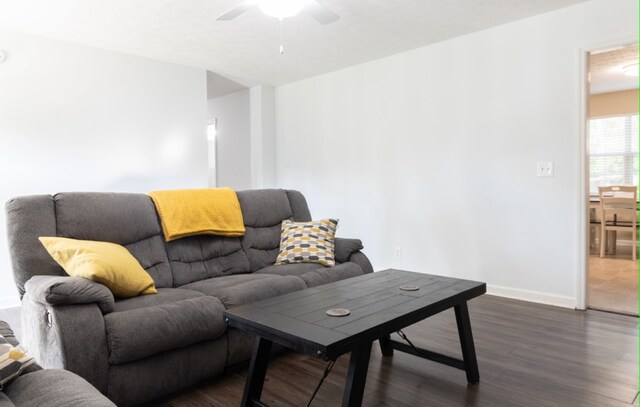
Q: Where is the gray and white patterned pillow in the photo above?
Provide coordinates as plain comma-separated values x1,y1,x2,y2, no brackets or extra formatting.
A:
0,334,35,390
276,219,338,267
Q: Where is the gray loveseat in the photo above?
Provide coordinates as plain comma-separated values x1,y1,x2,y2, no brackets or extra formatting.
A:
0,321,115,407
5,189,372,405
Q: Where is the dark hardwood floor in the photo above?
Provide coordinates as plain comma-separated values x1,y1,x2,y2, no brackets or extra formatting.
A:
155,295,638,406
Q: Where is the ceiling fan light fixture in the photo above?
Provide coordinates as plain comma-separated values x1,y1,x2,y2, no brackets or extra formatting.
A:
258,0,304,19
622,63,639,77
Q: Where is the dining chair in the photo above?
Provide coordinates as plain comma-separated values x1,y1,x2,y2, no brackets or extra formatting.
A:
589,204,601,250
599,186,638,261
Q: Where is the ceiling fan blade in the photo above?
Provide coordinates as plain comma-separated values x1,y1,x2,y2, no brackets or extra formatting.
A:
216,0,258,21
304,0,339,24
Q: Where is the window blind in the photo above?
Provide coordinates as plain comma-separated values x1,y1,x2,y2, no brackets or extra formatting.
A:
589,114,639,193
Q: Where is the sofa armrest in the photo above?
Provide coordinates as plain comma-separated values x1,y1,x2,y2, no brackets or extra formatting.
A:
21,295,110,394
5,369,116,407
0,321,19,347
347,251,374,274
334,238,364,263
334,238,373,274
25,276,115,314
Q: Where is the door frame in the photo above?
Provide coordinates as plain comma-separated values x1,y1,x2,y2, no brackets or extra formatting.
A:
576,37,638,310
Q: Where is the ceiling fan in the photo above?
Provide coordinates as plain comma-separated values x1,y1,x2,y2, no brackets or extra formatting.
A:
216,0,339,24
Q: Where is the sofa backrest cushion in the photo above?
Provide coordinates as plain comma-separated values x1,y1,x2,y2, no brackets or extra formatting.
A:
165,235,250,286
6,193,173,296
6,195,60,297
237,189,312,271
6,189,312,296
54,193,173,289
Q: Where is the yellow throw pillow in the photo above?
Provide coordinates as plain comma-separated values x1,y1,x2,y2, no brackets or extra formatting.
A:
39,237,157,298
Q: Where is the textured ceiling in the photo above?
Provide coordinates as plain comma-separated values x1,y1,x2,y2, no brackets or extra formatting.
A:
590,44,639,94
0,0,588,86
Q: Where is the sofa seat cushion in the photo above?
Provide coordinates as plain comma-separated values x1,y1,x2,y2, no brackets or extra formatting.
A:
104,296,225,364
112,287,204,313
254,263,322,277
180,274,307,308
0,393,14,407
256,262,363,287
4,369,115,407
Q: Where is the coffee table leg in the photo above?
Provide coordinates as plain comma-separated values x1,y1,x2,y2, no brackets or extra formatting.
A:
379,334,393,356
342,341,372,407
241,336,272,407
454,302,480,384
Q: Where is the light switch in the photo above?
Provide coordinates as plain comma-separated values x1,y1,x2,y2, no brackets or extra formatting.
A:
537,161,554,177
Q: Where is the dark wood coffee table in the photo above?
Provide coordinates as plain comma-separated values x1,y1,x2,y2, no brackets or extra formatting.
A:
224,269,486,407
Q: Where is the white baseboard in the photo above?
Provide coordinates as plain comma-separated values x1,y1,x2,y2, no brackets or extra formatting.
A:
487,284,576,309
0,296,20,310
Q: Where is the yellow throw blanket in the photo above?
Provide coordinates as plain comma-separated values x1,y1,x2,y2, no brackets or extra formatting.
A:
149,188,245,242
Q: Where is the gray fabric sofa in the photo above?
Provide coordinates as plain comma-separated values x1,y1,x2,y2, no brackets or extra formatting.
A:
5,189,373,405
0,320,115,407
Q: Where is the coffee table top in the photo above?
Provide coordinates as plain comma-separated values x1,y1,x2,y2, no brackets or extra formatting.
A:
224,269,486,360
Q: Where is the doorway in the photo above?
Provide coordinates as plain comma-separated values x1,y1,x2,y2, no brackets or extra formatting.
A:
586,43,638,316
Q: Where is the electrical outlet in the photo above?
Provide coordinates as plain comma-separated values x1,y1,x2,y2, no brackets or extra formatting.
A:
394,247,402,259
536,161,554,177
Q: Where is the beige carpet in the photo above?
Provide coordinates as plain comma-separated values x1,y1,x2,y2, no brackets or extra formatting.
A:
588,247,638,316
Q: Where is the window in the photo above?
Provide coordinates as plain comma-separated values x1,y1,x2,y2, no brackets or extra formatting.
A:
589,114,639,193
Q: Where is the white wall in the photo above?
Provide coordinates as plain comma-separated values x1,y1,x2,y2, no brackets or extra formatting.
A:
208,86,276,190
0,29,209,307
250,85,277,188
208,90,252,190
276,0,638,307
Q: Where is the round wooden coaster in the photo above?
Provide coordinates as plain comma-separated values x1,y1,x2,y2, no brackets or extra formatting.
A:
326,308,351,317
399,285,420,291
